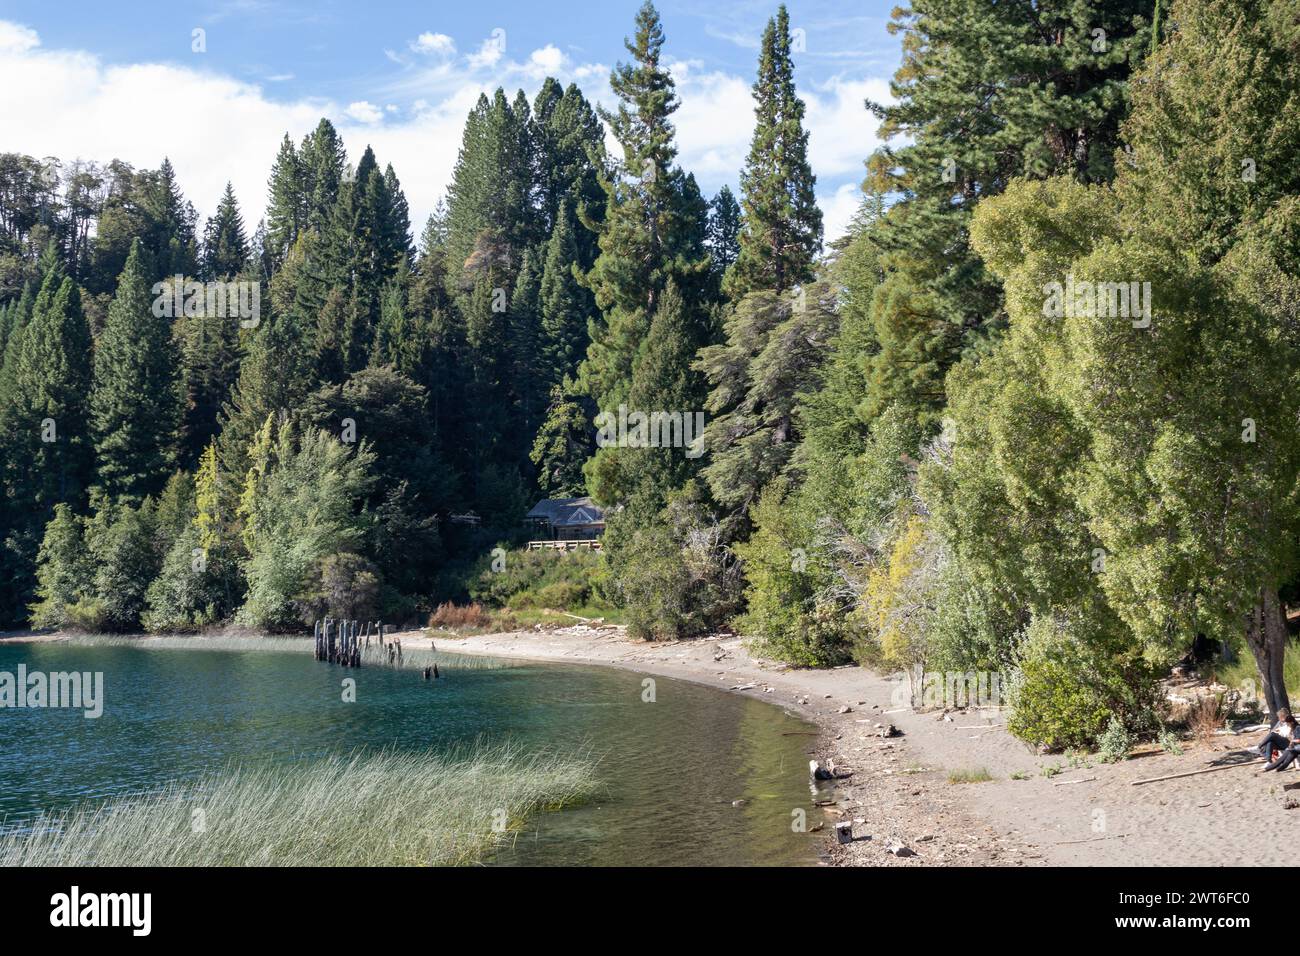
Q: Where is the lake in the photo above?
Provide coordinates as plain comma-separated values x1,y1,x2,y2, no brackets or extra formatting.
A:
0,640,823,866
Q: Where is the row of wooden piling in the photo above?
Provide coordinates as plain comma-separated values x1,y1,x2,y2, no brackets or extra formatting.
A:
313,619,396,668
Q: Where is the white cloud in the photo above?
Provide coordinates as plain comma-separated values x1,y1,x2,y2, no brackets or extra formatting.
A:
344,100,384,124
0,19,466,231
804,76,890,180
527,45,567,78
0,20,38,54
467,33,506,70
820,181,865,244
411,32,455,57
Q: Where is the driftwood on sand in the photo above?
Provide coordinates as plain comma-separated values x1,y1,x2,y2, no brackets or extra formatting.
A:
1130,755,1257,786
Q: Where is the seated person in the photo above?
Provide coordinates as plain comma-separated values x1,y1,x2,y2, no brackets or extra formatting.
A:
1255,707,1295,759
1258,710,1299,772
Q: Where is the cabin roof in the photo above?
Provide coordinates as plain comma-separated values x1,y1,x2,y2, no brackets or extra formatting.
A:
527,497,606,526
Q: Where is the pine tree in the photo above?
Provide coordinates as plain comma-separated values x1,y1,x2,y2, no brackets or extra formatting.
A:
91,239,182,502
299,119,347,236
507,245,546,440
0,258,94,624
265,134,304,270
695,282,838,518
539,202,594,388
445,90,538,287
371,258,423,376
202,182,249,279
726,6,822,298
533,80,607,261
589,278,704,507
381,163,414,267
531,383,595,497
178,288,241,467
579,1,711,411
146,158,200,279
707,186,742,277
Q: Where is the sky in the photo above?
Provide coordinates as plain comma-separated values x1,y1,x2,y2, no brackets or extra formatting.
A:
0,0,900,245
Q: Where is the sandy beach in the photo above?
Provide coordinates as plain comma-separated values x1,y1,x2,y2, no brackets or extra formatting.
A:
402,625,1300,866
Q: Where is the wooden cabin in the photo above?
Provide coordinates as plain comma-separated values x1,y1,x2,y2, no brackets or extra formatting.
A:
526,497,606,550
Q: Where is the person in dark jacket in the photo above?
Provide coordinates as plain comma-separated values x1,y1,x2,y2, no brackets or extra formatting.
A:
1257,710,1299,772
1255,708,1295,759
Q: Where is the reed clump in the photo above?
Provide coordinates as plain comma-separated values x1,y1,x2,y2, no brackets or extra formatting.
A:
0,744,597,867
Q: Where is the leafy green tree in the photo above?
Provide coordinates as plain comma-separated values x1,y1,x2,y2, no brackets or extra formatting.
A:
236,420,376,631
950,0,1300,715
733,478,848,665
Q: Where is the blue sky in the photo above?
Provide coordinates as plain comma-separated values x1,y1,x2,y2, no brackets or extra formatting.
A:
0,0,901,241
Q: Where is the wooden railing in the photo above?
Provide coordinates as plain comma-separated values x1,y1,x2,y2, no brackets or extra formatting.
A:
526,539,602,552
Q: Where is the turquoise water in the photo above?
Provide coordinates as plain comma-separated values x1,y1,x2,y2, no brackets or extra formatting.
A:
0,641,822,866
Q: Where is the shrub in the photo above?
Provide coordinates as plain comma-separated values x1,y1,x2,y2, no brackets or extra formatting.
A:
1186,695,1225,745
428,602,493,630
947,767,993,784
611,483,744,642
619,525,693,641
467,547,603,612
236,423,376,632
1097,716,1135,763
1006,611,1161,752
62,598,108,633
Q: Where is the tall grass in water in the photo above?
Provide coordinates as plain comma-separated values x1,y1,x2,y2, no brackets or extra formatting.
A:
0,744,597,866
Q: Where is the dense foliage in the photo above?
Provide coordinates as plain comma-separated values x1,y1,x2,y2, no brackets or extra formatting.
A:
2,0,1295,750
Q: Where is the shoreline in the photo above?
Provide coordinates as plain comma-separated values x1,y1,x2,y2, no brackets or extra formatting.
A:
403,626,1300,866
400,626,1030,865
9,626,1297,865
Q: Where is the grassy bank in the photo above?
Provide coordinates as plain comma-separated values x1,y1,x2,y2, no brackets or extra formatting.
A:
1212,639,1300,705
0,744,598,866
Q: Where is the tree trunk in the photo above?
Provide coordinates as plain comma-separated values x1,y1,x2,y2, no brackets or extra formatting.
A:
1245,587,1291,716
